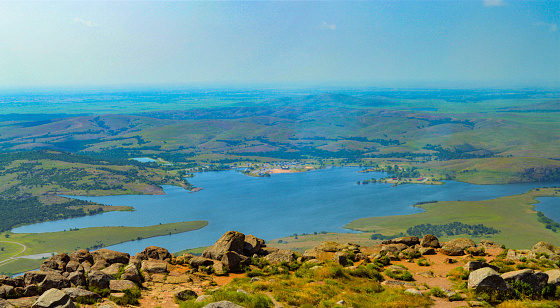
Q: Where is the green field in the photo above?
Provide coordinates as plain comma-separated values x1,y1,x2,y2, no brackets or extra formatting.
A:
346,187,560,249
0,220,208,275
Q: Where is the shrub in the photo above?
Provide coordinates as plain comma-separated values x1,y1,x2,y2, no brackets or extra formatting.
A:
429,287,447,298
417,258,431,267
447,267,469,280
384,268,413,281
347,265,383,281
87,286,110,297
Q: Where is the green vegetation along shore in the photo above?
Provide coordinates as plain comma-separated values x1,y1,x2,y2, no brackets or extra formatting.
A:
0,220,208,275
346,187,560,249
271,188,560,253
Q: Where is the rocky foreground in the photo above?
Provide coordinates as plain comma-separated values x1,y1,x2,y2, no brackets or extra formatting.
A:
0,231,559,308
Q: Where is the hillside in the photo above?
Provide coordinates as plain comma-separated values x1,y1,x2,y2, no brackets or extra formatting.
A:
1,231,559,308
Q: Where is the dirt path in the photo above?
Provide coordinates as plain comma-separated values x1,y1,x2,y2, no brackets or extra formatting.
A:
0,241,27,266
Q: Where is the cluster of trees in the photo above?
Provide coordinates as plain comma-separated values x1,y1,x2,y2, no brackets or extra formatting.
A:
406,222,500,238
422,144,494,161
381,165,421,179
537,211,560,232
345,136,401,146
0,197,97,232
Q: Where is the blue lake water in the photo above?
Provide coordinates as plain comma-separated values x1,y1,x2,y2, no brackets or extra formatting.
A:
12,168,560,254
535,197,560,223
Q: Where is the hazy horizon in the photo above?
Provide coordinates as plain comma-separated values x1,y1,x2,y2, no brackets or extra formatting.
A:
1,0,558,89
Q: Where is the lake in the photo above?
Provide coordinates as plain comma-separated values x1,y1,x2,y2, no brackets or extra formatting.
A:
12,167,560,254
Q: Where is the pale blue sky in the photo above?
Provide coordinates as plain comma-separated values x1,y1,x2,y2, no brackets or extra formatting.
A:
0,1,558,89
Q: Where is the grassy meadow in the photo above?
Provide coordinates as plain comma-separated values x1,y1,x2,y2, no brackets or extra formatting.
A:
0,220,207,275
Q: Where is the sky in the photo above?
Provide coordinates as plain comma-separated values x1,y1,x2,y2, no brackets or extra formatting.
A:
0,0,558,89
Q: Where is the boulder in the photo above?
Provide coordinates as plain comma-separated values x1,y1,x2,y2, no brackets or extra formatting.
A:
40,254,70,273
12,276,24,288
468,268,509,293
546,269,560,286
174,289,197,301
420,234,440,248
65,261,80,273
243,235,265,256
120,264,142,283
101,263,123,276
136,246,172,261
202,231,246,261
109,280,136,292
405,289,423,296
382,236,419,246
446,238,476,250
333,251,349,266
62,288,101,302
67,272,86,287
91,260,109,271
479,239,501,250
463,261,499,272
23,285,40,297
257,247,279,256
80,261,92,274
419,247,436,255
87,270,114,289
203,301,245,308
141,260,169,274
466,247,486,256
380,243,408,253
264,249,296,264
68,249,93,264
440,244,465,256
91,249,130,265
0,276,15,287
0,285,16,299
501,269,548,292
196,295,213,302
221,251,249,271
212,261,227,276
313,242,344,252
189,257,215,268
32,288,76,308
24,271,71,292
506,249,529,261
0,299,15,308
532,241,558,255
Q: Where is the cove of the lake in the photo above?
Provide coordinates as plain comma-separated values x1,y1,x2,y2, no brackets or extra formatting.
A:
12,167,560,254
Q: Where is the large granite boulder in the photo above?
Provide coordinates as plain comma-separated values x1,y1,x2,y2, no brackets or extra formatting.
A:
24,271,70,292
546,269,560,286
420,234,440,248
61,288,101,302
121,264,142,283
532,242,559,255
221,251,249,271
67,272,86,287
501,269,549,292
463,261,499,272
440,244,465,256
380,243,408,253
189,257,215,268
264,249,297,264
468,268,509,293
32,288,75,308
141,260,169,274
109,280,137,292
68,249,94,264
202,231,245,260
382,236,419,246
40,254,70,273
136,246,172,261
87,270,114,289
91,249,129,265
446,238,476,250
243,235,265,256
0,299,15,308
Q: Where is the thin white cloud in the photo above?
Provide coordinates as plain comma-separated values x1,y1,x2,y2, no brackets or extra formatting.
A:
73,17,97,28
534,22,558,33
483,0,507,7
321,21,336,31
